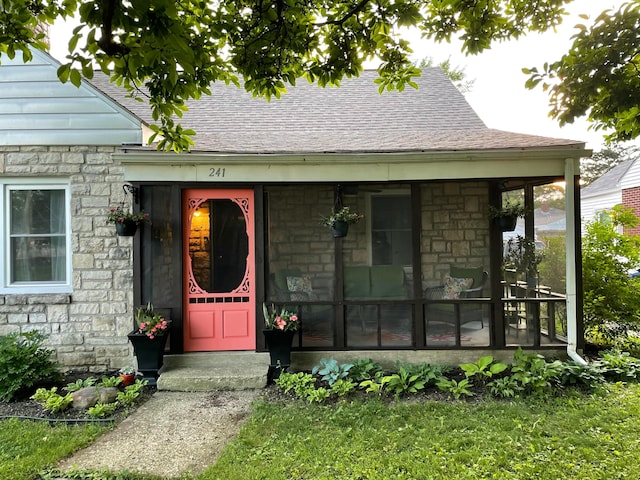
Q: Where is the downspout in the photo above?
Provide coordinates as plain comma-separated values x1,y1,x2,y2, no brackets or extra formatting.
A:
565,158,588,365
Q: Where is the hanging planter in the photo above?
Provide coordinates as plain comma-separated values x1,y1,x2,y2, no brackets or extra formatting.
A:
106,200,150,236
321,206,363,238
495,215,518,232
489,202,526,232
331,220,350,238
115,220,138,236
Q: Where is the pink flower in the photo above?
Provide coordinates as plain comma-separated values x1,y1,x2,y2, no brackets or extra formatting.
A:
148,334,155,339
139,322,147,329
276,318,286,330
290,315,298,322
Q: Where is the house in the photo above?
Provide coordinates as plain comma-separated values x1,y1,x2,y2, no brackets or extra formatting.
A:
0,48,589,374
581,160,640,235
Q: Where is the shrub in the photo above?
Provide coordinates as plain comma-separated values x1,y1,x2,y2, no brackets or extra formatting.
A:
582,205,640,337
0,332,61,402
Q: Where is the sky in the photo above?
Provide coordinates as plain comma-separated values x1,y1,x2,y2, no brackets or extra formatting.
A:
49,0,633,152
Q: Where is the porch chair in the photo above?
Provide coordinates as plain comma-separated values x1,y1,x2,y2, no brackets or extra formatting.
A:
425,265,488,329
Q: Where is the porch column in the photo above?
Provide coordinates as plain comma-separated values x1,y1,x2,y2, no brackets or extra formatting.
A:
565,158,586,363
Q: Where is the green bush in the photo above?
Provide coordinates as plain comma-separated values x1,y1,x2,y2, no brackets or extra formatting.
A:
0,332,61,402
582,205,640,337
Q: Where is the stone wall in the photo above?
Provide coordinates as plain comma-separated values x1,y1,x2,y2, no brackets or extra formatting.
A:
0,145,133,372
421,181,490,286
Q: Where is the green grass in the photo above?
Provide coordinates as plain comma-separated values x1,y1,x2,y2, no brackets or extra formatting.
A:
3,384,640,480
0,419,109,480
204,383,640,480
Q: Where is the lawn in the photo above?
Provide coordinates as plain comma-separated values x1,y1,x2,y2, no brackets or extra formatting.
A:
0,418,108,480
2,383,639,480
204,383,640,480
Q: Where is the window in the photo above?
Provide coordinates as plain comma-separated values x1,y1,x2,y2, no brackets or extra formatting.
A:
370,194,412,265
1,181,71,293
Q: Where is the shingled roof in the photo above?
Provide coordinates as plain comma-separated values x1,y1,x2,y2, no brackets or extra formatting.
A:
581,160,636,198
89,69,585,154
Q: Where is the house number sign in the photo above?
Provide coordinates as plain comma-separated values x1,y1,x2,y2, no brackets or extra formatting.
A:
209,168,226,177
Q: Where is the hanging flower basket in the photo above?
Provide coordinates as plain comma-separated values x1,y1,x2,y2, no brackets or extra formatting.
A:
495,215,518,232
331,220,350,238
321,206,363,238
107,201,150,236
115,220,138,236
489,202,526,232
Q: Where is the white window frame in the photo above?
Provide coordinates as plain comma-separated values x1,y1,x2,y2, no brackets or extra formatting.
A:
1,179,72,294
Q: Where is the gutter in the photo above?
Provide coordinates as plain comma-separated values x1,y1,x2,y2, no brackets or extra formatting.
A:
565,158,588,365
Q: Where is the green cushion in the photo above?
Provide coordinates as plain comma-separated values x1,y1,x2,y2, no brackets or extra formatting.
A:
344,266,371,299
450,266,483,288
370,265,406,298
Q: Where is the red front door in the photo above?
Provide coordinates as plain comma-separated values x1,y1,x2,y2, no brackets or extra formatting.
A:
183,189,255,351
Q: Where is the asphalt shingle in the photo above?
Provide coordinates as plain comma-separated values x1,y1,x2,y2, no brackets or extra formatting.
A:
89,69,585,153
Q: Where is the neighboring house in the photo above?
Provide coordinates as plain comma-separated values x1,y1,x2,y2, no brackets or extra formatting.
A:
0,48,589,372
581,160,640,235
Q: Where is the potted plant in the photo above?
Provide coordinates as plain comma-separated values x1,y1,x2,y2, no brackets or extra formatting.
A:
127,303,170,385
107,201,150,236
321,206,364,237
262,303,299,381
504,235,544,286
489,201,526,232
118,366,136,387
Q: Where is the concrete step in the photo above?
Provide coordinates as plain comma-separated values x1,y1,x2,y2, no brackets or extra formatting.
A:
157,352,270,391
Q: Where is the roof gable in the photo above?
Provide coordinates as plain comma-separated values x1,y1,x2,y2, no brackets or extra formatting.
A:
0,49,142,146
581,160,636,198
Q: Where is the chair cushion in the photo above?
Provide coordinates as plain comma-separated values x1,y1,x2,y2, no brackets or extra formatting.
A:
287,276,313,294
370,265,405,298
344,266,371,299
443,276,473,299
450,266,484,288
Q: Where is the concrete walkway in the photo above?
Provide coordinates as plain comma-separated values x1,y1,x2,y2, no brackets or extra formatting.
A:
57,389,261,478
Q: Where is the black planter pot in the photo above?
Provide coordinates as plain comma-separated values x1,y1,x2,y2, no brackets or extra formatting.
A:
495,215,518,232
331,220,349,238
115,220,138,236
264,329,295,382
127,331,169,385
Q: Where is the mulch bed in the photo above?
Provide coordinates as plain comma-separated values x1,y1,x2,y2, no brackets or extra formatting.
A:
0,371,155,422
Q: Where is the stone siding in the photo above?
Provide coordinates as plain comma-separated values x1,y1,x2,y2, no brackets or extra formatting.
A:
421,181,490,285
0,145,133,372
